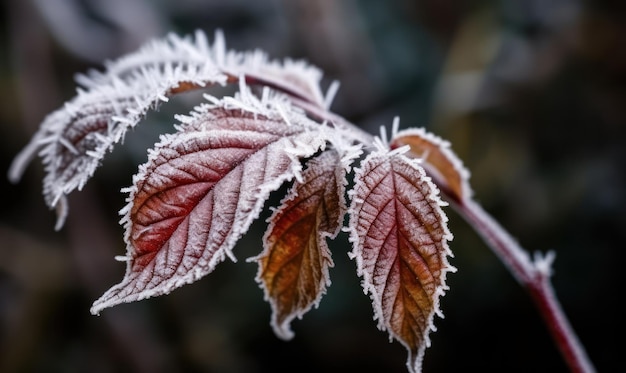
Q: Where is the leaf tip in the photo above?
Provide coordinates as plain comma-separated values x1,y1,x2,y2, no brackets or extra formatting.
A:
271,319,296,341
53,197,69,231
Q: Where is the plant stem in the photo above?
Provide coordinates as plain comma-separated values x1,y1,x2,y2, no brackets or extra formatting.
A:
451,197,596,373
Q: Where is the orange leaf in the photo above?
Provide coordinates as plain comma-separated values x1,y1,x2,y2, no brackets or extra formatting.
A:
349,149,455,373
390,127,471,203
252,150,347,339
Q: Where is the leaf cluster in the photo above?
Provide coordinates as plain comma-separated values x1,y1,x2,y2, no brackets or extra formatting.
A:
11,30,588,373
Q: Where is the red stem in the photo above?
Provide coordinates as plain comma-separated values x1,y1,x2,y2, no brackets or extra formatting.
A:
452,197,595,373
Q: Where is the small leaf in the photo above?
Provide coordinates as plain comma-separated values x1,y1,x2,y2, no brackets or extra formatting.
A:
90,92,329,315
390,127,471,203
251,149,351,339
348,148,455,373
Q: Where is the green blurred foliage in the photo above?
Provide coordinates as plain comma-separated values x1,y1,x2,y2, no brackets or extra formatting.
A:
1,0,624,372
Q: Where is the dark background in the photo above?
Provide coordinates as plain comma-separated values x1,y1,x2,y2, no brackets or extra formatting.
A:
1,0,624,372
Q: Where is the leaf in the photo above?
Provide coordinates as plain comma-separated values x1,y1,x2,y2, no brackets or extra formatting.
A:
8,30,329,230
348,148,455,373
390,127,471,203
90,92,330,315
251,149,352,340
8,55,227,230
83,30,327,109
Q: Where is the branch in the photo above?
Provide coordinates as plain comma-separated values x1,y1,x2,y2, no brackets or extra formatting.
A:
449,197,596,373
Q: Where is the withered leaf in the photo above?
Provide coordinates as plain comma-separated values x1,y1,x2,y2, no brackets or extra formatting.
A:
252,149,348,339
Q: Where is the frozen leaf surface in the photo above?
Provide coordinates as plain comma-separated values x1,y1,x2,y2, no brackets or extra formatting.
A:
90,94,329,315
390,127,471,202
251,149,351,339
348,148,454,373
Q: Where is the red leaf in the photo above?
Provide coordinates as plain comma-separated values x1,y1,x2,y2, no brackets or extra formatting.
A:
348,148,455,373
251,149,349,339
91,97,329,315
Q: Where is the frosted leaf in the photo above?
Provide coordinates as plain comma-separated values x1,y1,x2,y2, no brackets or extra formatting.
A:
348,148,455,373
78,30,327,108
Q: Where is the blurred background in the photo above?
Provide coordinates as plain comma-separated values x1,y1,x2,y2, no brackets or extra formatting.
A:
1,0,624,372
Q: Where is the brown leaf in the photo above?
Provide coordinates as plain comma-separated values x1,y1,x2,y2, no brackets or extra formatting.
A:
390,128,471,203
252,149,348,339
348,149,455,373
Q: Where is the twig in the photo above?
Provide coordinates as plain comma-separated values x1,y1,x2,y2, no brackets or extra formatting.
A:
451,197,596,373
